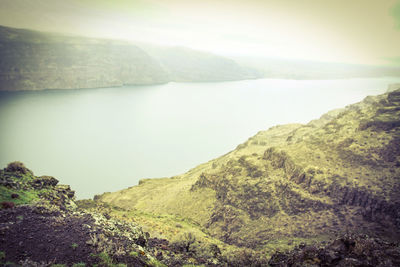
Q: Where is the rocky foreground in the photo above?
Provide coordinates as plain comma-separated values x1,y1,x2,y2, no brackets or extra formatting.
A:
1,163,400,266
0,162,156,266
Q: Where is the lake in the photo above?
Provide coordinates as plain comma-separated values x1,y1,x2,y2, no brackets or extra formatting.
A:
1,77,400,199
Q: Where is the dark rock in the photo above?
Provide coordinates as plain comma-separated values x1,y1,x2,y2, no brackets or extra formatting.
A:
0,205,150,266
4,161,33,175
40,176,59,186
1,201,15,209
269,235,400,267
11,193,19,199
31,176,59,188
56,185,75,198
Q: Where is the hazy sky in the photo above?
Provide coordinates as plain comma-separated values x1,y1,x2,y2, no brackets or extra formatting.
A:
1,0,400,65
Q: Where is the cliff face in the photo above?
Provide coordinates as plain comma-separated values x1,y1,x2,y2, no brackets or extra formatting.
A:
98,89,400,253
0,26,169,91
0,25,259,91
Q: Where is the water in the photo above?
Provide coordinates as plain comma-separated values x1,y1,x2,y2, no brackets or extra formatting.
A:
1,77,400,199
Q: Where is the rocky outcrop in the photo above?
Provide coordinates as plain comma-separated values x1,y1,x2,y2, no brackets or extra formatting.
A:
0,204,153,266
0,162,76,210
269,234,400,267
0,163,165,266
4,161,33,175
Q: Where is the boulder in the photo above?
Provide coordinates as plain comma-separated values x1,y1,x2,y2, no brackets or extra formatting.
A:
31,176,59,188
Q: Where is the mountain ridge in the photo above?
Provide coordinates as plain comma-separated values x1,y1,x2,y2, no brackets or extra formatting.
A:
0,25,258,91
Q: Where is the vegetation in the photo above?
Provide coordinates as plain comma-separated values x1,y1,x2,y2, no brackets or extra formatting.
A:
97,89,400,262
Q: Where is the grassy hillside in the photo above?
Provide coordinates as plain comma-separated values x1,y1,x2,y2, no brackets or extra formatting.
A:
0,162,232,266
98,88,400,258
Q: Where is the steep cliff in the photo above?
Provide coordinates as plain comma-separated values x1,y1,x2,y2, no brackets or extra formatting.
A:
0,26,169,91
0,25,259,91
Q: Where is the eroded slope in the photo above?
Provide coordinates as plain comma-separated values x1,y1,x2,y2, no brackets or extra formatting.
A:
98,89,400,252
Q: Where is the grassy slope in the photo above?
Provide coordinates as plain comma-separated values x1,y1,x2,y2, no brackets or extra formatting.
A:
98,89,400,255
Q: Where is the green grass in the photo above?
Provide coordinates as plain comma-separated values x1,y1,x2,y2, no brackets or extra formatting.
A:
94,90,400,261
261,235,331,255
129,251,139,257
147,258,167,267
91,252,127,267
0,186,39,206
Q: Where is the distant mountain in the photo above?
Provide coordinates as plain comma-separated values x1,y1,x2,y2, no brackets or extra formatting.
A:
98,87,400,261
234,56,400,79
140,45,262,82
0,25,259,91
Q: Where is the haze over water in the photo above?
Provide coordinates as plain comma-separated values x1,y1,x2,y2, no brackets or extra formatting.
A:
1,77,400,198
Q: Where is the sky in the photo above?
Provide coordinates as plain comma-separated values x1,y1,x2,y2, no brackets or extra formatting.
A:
0,0,400,65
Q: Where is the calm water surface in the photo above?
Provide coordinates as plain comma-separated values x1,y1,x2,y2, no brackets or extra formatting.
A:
1,78,400,198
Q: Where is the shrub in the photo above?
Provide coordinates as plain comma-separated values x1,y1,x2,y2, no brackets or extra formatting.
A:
147,258,166,267
4,161,32,175
171,232,197,253
224,248,269,266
